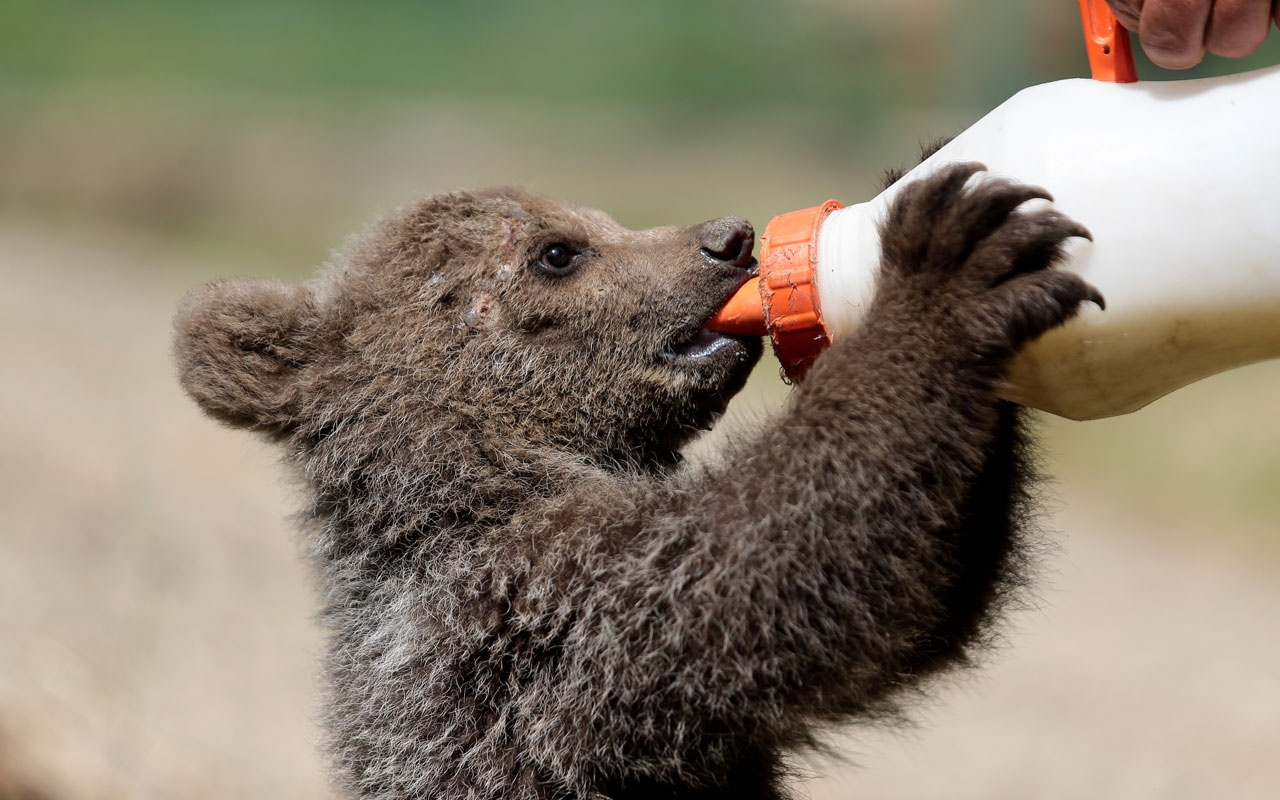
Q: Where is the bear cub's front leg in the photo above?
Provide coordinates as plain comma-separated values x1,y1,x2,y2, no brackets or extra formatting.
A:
822,161,1103,684
776,161,1103,700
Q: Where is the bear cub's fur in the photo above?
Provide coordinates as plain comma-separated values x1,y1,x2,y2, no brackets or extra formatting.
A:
175,163,1099,799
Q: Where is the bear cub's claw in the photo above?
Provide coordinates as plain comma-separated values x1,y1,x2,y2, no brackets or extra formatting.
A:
877,161,1104,359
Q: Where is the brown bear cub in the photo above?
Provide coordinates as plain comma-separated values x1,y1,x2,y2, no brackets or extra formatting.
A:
175,163,1099,799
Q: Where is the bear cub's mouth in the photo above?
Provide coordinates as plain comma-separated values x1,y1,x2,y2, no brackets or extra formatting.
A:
661,327,746,361
660,268,760,363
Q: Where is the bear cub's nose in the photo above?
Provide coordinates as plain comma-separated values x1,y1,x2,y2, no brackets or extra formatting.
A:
699,217,756,269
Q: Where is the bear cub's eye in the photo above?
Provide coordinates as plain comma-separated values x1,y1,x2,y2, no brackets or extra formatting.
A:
536,243,580,276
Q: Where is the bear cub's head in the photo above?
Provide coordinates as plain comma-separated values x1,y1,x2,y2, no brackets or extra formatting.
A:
174,188,762,477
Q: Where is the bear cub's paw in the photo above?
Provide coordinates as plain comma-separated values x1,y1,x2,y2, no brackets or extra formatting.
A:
876,161,1104,361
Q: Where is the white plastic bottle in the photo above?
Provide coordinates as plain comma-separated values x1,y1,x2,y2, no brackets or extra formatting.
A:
713,65,1280,420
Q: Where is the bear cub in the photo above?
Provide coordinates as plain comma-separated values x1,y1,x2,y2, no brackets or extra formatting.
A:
175,163,1099,800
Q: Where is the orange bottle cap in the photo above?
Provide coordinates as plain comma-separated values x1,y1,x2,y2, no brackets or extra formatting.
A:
757,200,842,381
707,200,843,381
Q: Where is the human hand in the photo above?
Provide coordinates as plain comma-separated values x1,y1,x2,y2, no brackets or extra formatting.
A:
1107,0,1279,68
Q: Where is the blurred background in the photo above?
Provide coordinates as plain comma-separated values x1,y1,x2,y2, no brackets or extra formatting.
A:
2,1,1278,797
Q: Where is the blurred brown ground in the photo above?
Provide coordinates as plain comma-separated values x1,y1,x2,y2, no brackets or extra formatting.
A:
1,211,1277,799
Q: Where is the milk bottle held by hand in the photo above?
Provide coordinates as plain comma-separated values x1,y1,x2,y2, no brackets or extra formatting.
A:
712,14,1280,420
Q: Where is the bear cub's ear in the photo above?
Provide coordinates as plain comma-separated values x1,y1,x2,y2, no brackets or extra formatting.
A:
174,278,326,434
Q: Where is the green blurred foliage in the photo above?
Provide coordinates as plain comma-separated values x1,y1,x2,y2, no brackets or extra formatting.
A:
1,0,891,113
5,0,1277,261
5,1,1274,113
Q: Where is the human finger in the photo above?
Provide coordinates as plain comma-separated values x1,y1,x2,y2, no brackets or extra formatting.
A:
1139,0,1214,68
1107,0,1146,32
1204,0,1274,57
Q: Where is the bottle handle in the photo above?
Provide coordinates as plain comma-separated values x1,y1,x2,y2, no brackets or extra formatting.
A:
1078,0,1138,82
